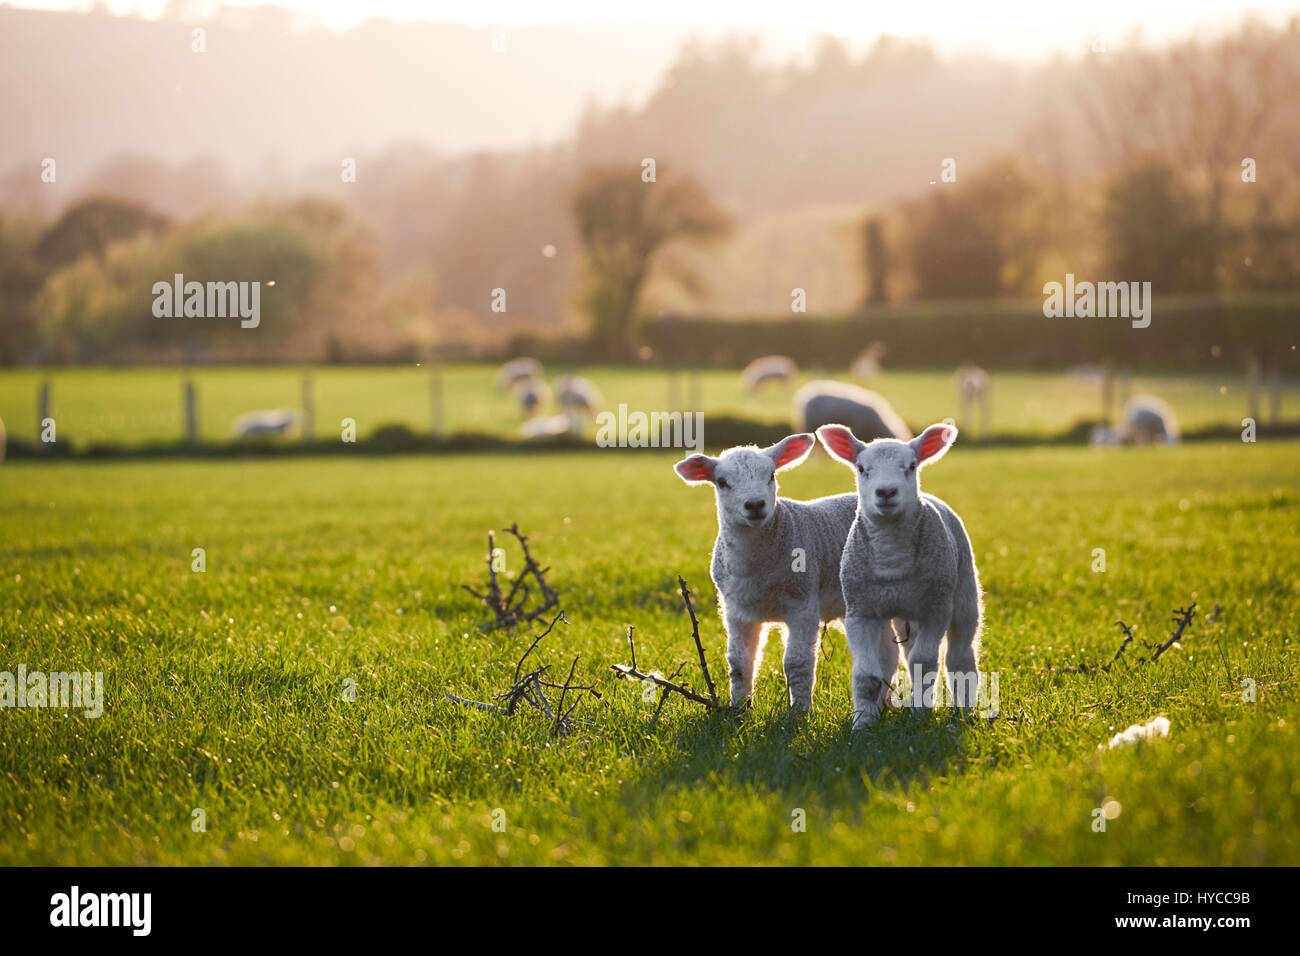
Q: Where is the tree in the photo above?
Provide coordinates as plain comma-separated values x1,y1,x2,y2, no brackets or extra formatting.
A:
861,216,889,305
33,196,169,271
572,164,729,359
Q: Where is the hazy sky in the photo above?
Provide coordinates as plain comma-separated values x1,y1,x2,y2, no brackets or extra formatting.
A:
13,0,1300,60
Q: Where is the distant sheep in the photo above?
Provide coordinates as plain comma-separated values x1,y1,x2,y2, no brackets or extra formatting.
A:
794,380,911,443
520,413,578,439
675,434,905,712
1091,395,1180,446
1122,394,1179,444
496,357,543,392
851,342,887,379
955,365,991,433
512,378,549,419
818,422,983,730
554,376,603,418
742,355,797,392
234,408,301,439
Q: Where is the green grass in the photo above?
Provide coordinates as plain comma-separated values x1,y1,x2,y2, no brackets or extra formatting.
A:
1,441,1298,864
0,365,1294,449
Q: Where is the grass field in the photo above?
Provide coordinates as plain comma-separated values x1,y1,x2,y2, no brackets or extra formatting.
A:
1,365,1295,449
1,439,1298,865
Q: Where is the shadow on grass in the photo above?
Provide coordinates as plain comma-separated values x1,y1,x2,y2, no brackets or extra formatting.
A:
617,700,981,814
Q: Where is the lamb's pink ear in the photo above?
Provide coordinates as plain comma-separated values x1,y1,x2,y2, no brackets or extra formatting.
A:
673,454,717,485
816,424,864,465
764,433,816,471
912,423,957,465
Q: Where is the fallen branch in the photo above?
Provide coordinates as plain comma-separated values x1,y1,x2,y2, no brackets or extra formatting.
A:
1099,621,1136,672
610,577,725,713
446,609,598,734
1147,603,1196,662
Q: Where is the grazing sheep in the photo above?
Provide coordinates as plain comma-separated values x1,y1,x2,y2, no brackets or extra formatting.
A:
817,422,983,731
955,364,991,433
1121,394,1179,444
741,355,797,392
851,342,887,379
673,434,904,712
512,378,549,419
234,408,301,439
794,380,912,443
520,413,579,439
554,375,603,418
495,357,543,392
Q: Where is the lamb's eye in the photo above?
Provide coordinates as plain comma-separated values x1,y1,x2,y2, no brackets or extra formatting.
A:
716,478,729,490
769,473,775,484
857,465,865,475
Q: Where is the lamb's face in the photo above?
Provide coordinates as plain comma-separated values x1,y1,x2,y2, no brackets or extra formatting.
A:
852,440,919,521
673,433,816,530
711,448,779,528
817,422,957,523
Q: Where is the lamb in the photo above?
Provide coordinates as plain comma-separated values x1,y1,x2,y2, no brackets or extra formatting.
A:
794,380,912,443
674,434,903,712
1090,395,1180,446
496,357,543,392
234,408,301,439
741,355,797,392
851,342,886,379
554,375,603,418
817,421,983,731
955,364,991,434
1121,394,1179,444
512,378,549,419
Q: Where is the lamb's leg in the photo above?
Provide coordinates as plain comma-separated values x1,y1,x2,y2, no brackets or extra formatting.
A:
903,616,948,711
945,586,983,711
845,614,897,731
724,612,764,707
782,609,821,713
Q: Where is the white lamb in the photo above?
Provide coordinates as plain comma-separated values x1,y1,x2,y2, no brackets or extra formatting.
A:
794,380,912,442
496,357,543,392
674,434,903,712
741,355,797,392
817,422,983,730
554,375,603,417
1121,394,1179,444
512,378,549,418
234,408,301,439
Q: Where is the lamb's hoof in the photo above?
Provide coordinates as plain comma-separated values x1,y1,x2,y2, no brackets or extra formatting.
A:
851,708,882,733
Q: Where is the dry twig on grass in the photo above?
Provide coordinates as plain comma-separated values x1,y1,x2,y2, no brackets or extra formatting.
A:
610,575,724,717
461,523,560,632
445,609,599,735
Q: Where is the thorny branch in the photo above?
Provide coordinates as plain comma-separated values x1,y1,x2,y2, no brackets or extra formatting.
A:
445,609,599,735
461,523,560,631
610,578,725,714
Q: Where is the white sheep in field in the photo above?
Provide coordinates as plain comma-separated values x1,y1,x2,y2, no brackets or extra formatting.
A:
674,434,908,712
955,364,991,433
554,375,603,418
794,380,911,443
1091,395,1180,446
851,342,887,379
496,357,543,392
512,378,550,419
1121,394,1179,444
520,413,579,439
234,408,301,439
817,422,983,731
742,355,797,392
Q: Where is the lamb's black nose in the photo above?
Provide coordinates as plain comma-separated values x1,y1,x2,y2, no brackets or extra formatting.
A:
876,487,899,502
744,499,765,512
